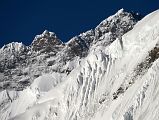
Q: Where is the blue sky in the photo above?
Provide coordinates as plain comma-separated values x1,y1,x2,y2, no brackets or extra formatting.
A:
0,0,159,46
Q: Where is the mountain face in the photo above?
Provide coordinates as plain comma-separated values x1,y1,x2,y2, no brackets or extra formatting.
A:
0,9,141,91
1,8,159,120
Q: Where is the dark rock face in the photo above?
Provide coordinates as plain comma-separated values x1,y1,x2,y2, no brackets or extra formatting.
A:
0,9,142,91
31,30,64,53
94,9,142,44
65,30,95,59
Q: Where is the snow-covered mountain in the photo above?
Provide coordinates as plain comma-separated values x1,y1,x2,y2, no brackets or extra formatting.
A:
1,8,159,120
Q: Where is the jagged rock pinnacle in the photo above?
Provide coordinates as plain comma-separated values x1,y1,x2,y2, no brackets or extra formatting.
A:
31,30,63,52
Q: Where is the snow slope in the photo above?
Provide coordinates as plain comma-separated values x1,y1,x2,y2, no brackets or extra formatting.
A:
92,9,159,120
1,9,159,120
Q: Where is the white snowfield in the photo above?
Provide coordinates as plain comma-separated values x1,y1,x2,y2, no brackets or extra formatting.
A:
1,9,159,120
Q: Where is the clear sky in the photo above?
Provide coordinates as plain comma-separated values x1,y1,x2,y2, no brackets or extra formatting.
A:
0,0,159,46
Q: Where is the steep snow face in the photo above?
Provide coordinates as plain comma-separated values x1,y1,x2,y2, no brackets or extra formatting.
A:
9,9,159,120
91,9,159,120
1,9,156,120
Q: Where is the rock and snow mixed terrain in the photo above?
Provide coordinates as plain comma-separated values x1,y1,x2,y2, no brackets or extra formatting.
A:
0,9,159,120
